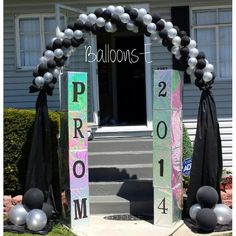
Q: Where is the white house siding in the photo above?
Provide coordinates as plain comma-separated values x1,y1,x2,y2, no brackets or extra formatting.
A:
4,0,232,167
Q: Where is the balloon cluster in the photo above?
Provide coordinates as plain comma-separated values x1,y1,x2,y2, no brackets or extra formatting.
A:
29,5,215,95
189,186,232,232
8,188,54,232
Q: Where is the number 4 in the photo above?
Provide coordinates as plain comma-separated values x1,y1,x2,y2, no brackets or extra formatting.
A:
157,197,168,214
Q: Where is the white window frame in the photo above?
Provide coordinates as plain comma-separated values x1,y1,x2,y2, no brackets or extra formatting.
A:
190,6,232,81
15,13,67,71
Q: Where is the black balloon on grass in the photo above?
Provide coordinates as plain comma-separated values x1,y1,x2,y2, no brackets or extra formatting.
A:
181,36,190,47
23,188,44,209
94,8,104,17
62,38,72,48
47,60,57,69
196,59,207,70
42,203,53,220
152,13,161,23
129,9,138,20
196,208,217,233
195,69,204,79
38,64,48,76
103,9,111,20
196,186,219,208
52,39,63,50
156,20,165,31
74,19,84,30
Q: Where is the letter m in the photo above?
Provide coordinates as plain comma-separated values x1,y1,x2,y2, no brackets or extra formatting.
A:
73,198,88,220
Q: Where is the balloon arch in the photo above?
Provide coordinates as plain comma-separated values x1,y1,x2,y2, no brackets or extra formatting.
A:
29,5,216,95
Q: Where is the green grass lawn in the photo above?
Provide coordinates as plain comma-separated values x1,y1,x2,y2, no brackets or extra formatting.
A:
4,224,76,236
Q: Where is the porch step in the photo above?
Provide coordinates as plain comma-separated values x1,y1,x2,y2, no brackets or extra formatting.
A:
89,179,153,196
90,195,153,215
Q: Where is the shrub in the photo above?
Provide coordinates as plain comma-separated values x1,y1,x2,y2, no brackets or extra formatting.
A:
183,125,193,160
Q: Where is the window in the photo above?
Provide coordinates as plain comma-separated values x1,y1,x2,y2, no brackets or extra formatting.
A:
16,15,65,69
192,7,232,80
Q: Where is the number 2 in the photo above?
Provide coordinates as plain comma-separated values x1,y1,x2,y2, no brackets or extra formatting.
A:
158,81,167,97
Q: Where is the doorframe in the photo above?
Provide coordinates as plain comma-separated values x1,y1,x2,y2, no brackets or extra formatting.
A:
87,4,152,132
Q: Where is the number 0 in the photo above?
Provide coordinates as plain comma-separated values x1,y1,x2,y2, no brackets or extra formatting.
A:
156,121,167,139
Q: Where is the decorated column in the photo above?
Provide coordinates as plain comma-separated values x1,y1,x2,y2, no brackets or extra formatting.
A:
153,70,183,226
59,72,89,231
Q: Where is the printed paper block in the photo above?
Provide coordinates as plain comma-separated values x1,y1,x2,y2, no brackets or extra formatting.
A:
153,70,183,110
153,110,182,150
154,185,182,227
153,147,182,188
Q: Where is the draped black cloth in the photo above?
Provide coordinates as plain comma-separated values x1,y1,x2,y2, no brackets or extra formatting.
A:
186,89,223,212
25,91,52,196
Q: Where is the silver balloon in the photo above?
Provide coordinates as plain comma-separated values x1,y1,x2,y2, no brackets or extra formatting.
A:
150,32,159,41
56,26,64,40
143,14,152,25
64,28,74,39
105,22,113,32
189,203,202,221
115,6,125,15
147,23,156,34
204,63,214,73
54,48,64,59
9,204,29,226
138,8,147,17
171,46,180,55
175,54,181,60
188,40,197,49
107,5,116,13
39,56,48,64
52,68,60,78
79,13,88,23
168,28,177,38
88,13,97,25
165,21,173,30
188,57,198,68
43,72,53,83
35,76,45,87
172,36,181,46
96,17,105,27
74,30,83,39
127,22,135,31
213,204,232,225
189,48,199,58
44,50,54,60
186,67,194,75
26,209,47,232
203,71,213,82
120,13,130,24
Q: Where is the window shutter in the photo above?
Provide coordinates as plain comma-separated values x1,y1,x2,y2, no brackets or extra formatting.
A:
171,6,191,83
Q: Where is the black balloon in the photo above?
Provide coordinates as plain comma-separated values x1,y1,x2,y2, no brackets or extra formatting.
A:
156,20,165,31
111,14,121,25
74,19,84,30
196,59,207,69
55,58,65,67
52,39,63,50
195,69,204,79
78,38,85,45
42,203,53,220
29,85,40,93
195,78,205,89
62,38,72,48
197,51,206,60
134,16,143,27
124,6,132,13
152,13,161,23
196,186,219,208
91,24,99,35
38,63,48,76
46,43,53,51
180,47,189,57
181,36,190,46
196,208,217,233
44,83,55,96
159,29,168,39
71,38,80,47
94,8,104,17
51,77,57,84
103,9,111,20
178,30,187,37
173,25,180,32
47,60,56,69
67,23,74,31
84,21,93,31
23,188,44,209
129,9,138,20
33,69,39,77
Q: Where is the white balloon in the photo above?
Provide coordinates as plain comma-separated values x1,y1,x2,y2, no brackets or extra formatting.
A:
88,13,97,25
56,26,64,39
186,67,194,75
189,48,199,58
54,48,64,58
203,72,213,82
64,28,74,39
115,6,125,15
165,21,173,30
26,209,47,232
150,32,159,41
175,54,181,60
107,5,116,13
52,68,60,78
168,28,177,38
44,50,54,60
105,22,113,32
188,40,197,49
120,13,130,23
171,46,180,55
213,204,232,225
143,14,152,25
188,57,198,68
147,23,156,34
74,30,83,39
43,72,53,83
138,8,147,17
172,36,181,46
127,22,135,31
96,17,105,27
79,13,88,23
204,63,214,73
189,204,202,221
9,204,29,226
35,76,45,87
39,56,48,64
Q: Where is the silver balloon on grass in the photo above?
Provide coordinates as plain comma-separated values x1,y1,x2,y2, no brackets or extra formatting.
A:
9,204,29,226
189,203,202,221
35,76,45,88
26,209,47,232
213,204,232,225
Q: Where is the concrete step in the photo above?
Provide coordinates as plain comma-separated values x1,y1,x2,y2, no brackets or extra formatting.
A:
88,151,152,166
89,179,153,196
88,138,152,153
90,195,153,215
89,164,153,182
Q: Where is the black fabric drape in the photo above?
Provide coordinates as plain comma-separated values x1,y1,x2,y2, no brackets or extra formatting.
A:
25,91,52,196
186,89,223,211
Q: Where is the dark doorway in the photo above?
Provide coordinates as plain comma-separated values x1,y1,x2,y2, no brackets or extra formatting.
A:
97,31,146,126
